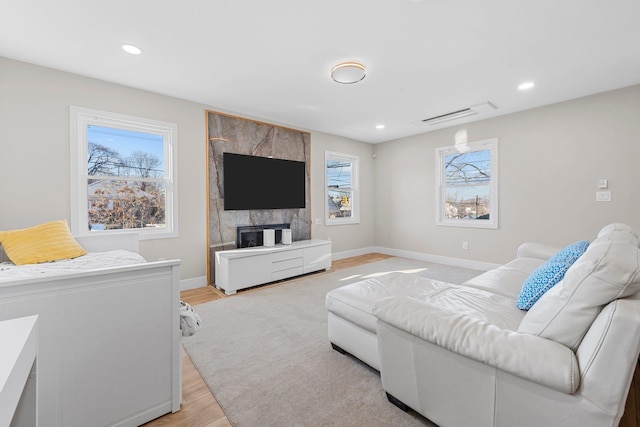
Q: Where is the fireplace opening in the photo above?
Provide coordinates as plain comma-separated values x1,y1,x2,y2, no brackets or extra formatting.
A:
236,223,291,248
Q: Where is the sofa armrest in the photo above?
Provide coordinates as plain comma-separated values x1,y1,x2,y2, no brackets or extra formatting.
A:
374,295,579,394
516,242,561,260
576,295,640,416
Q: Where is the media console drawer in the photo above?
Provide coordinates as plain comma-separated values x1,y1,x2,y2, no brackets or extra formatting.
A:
215,239,331,295
272,266,304,282
272,255,304,272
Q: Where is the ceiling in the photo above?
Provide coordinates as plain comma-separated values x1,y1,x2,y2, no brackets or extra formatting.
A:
1,0,639,144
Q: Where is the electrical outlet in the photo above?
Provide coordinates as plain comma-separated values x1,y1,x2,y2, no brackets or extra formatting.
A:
596,191,611,202
462,241,469,250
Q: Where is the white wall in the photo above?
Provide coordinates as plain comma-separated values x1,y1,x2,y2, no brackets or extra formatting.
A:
0,57,375,281
373,85,640,265
310,132,375,257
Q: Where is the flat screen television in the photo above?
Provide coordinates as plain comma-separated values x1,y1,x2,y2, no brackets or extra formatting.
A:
223,152,306,210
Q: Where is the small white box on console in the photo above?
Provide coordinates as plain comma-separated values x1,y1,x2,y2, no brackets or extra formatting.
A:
263,229,275,247
282,229,292,245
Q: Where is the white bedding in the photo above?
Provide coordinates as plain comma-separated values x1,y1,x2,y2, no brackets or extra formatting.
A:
0,250,147,282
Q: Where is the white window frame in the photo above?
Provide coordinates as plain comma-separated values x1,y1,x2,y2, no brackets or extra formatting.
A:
325,151,360,226
435,137,498,229
70,106,178,239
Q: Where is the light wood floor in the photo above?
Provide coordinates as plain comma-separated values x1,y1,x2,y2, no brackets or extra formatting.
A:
143,253,392,427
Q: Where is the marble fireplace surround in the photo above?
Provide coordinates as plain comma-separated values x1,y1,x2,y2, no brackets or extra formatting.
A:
207,111,311,283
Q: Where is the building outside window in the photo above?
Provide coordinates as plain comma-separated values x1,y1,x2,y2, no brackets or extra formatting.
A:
435,138,498,229
70,106,178,239
325,151,360,225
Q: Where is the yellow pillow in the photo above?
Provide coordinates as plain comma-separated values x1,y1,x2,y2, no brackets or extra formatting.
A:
0,220,87,265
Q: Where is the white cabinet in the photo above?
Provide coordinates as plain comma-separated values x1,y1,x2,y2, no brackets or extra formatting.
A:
0,315,38,427
214,239,331,295
0,262,181,427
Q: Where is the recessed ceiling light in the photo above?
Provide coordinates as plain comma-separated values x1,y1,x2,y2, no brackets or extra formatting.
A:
376,124,385,129
122,44,142,55
518,81,535,91
331,62,366,84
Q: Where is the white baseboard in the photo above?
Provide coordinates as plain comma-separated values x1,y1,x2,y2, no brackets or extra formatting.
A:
372,246,500,272
180,276,208,291
331,246,378,261
332,246,499,272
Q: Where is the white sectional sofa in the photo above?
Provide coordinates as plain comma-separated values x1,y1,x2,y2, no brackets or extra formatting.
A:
325,223,640,426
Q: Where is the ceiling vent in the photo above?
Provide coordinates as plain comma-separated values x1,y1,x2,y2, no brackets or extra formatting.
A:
416,102,497,126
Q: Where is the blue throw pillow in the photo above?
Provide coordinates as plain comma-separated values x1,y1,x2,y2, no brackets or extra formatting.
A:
516,240,590,310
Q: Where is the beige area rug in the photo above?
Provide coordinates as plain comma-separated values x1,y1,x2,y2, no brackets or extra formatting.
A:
181,257,482,427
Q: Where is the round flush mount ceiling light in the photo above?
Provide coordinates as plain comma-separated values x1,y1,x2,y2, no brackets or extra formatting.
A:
331,62,366,84
518,81,535,91
122,44,142,55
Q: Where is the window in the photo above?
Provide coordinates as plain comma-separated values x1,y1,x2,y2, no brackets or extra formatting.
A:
70,106,178,239
435,138,498,229
325,151,360,225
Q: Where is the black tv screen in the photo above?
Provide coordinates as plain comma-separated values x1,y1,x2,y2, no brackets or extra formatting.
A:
223,152,306,210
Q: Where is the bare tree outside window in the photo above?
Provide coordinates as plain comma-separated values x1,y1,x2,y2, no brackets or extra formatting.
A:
86,125,167,231
88,142,120,176
444,150,491,220
436,138,498,229
125,150,162,178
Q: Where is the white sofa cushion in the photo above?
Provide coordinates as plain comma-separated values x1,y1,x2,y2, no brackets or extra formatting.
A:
462,242,556,300
518,224,640,349
516,242,564,260
325,274,455,333
597,222,640,244
462,258,543,300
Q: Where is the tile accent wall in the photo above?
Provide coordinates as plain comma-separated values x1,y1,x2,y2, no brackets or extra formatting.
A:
207,111,311,282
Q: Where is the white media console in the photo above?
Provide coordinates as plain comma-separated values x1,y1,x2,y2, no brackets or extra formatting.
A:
214,239,332,295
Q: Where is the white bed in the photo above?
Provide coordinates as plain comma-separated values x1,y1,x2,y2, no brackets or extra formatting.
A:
0,233,181,427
